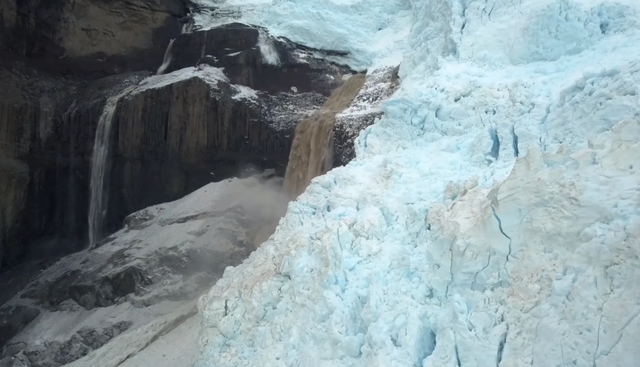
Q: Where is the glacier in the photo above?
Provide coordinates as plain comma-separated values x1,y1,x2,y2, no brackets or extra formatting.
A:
194,0,640,366
193,0,413,69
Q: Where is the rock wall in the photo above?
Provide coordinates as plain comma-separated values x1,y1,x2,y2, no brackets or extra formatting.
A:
0,16,356,268
0,0,187,77
105,67,328,232
164,25,350,96
0,0,188,268
0,65,147,269
0,67,71,268
0,0,363,273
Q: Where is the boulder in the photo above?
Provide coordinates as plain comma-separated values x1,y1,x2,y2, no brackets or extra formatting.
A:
21,321,133,367
0,306,40,349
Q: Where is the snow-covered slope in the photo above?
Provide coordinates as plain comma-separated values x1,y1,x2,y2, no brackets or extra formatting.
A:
194,0,640,366
0,175,287,367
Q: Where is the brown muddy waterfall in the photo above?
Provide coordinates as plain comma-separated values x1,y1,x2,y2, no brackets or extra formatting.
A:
283,74,366,199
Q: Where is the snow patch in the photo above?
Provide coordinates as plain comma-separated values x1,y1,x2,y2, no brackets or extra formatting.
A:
136,65,228,93
232,84,259,101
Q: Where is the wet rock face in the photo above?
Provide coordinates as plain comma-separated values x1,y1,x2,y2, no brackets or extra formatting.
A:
0,0,187,77
0,66,148,269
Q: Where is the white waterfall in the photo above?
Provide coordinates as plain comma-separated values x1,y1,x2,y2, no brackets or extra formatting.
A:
156,38,176,75
87,90,130,248
257,32,280,65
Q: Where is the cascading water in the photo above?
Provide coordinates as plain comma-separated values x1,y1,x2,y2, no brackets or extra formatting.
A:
257,32,281,65
201,30,207,58
157,38,176,75
282,74,365,199
88,90,130,248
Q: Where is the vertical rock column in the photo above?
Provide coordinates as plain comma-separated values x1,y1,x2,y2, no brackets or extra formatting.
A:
0,98,54,267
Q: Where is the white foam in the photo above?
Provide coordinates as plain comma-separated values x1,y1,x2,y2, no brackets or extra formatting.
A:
258,31,281,65
232,84,259,101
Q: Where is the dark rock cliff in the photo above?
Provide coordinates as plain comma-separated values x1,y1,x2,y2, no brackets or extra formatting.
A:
106,67,328,233
0,0,189,268
0,66,148,269
163,24,351,96
0,1,355,269
0,0,187,77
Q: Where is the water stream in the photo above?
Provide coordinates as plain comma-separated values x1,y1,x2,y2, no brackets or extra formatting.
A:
88,90,130,248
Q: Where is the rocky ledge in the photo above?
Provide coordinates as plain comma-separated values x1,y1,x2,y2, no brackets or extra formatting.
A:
161,23,353,96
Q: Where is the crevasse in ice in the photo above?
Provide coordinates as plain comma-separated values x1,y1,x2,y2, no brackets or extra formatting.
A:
194,1,640,366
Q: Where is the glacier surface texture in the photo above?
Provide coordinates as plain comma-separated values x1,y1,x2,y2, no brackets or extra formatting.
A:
194,0,640,366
